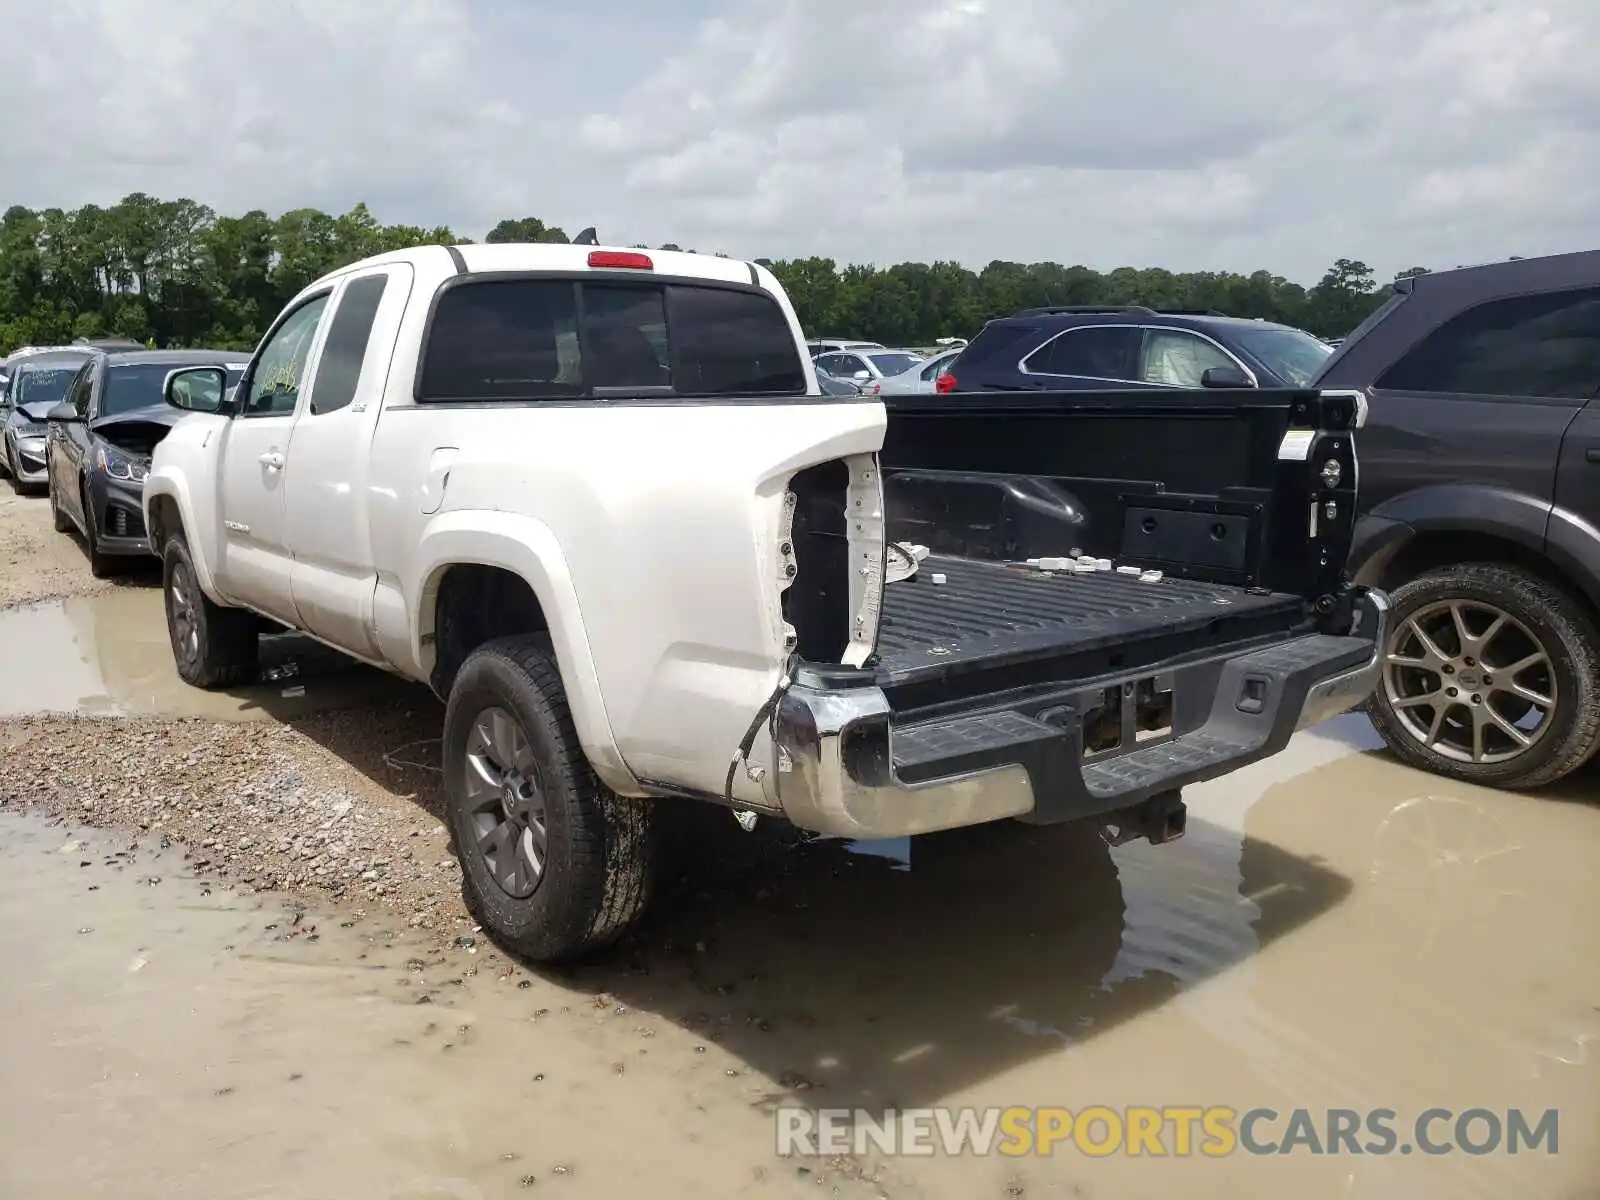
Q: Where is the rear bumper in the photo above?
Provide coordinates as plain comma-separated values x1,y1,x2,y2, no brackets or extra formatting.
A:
772,588,1389,839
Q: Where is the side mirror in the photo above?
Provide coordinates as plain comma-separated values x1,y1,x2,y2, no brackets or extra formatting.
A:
853,370,872,382
164,365,230,414
46,402,81,423
1201,365,1254,389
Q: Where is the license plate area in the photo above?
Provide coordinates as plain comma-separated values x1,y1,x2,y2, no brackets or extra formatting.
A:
1035,671,1176,762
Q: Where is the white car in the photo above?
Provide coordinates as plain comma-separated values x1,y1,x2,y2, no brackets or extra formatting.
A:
812,347,925,390
143,239,1386,961
871,348,961,395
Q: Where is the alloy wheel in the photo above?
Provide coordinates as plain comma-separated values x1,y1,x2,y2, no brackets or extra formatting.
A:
168,559,201,666
1382,598,1556,764
462,705,549,900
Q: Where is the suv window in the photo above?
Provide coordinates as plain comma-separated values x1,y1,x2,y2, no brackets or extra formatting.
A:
311,275,392,415
244,294,331,417
1137,329,1239,388
1376,287,1600,399
1025,326,1139,379
419,279,805,401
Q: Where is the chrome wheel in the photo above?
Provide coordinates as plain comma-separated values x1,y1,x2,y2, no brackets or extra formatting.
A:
463,706,548,900
1382,598,1556,764
168,559,201,664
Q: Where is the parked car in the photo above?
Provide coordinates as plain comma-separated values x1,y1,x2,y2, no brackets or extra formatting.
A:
813,347,926,390
46,349,245,576
1313,248,1600,789
805,338,885,357
1,348,92,492
143,240,1382,962
872,347,961,395
940,306,1333,394
815,370,863,396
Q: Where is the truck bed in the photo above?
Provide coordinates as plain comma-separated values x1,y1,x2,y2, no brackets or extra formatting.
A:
874,555,1304,689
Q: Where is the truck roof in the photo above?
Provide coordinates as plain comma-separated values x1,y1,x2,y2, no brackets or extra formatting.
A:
313,242,771,292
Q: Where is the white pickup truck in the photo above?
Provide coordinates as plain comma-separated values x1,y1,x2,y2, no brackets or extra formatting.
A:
144,242,1387,961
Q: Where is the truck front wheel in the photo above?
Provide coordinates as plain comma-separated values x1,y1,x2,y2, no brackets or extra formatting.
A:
161,534,260,688
442,636,655,962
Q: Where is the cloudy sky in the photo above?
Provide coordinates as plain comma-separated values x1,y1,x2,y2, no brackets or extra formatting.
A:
2,0,1596,283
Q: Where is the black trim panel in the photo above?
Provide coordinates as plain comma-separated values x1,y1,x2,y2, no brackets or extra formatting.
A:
444,245,468,274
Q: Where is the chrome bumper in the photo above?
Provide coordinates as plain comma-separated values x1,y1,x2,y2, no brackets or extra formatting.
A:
771,589,1390,840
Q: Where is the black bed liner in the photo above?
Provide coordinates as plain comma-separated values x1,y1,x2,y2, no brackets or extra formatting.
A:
874,555,1304,688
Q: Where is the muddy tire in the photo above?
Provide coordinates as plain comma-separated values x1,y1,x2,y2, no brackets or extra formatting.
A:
1365,563,1600,789
161,533,259,688
442,635,654,963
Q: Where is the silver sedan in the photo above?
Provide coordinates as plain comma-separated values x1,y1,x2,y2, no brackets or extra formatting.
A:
870,348,961,395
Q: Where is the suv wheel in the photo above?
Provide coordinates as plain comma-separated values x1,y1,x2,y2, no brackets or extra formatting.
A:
442,635,654,962
1366,563,1600,788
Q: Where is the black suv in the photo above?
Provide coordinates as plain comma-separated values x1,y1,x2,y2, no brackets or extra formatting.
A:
1314,249,1600,788
940,306,1333,393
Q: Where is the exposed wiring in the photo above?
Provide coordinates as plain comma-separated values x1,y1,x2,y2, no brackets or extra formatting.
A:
723,655,798,810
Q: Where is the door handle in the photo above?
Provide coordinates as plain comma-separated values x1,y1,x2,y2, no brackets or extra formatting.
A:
259,451,286,470
1586,448,1600,464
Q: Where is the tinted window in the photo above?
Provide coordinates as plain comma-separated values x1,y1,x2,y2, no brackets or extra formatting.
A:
67,366,94,417
814,354,845,377
102,363,243,417
666,285,805,395
420,280,581,401
310,275,391,415
1137,329,1237,388
585,285,669,389
833,355,867,377
1376,287,1600,399
419,279,804,401
245,295,331,416
1026,326,1139,379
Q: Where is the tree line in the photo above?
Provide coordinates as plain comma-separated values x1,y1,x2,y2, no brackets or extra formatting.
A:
0,194,1422,356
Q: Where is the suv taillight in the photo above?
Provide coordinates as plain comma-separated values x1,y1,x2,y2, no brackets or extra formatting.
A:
935,371,957,394
870,381,881,395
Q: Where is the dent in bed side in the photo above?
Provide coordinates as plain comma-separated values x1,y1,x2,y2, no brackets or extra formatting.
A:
402,509,643,798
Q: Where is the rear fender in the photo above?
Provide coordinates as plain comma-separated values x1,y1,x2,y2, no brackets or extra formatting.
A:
410,510,640,796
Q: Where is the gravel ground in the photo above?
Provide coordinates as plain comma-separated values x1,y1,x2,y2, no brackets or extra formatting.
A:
0,703,493,951
0,486,155,609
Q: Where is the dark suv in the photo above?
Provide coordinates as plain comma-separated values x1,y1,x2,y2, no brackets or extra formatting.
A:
1314,249,1600,789
940,306,1334,393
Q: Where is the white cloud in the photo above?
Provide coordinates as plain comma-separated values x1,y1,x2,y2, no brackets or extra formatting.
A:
1,0,1595,282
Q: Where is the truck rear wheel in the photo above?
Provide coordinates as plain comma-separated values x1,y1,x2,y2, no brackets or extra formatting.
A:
1365,562,1600,788
161,533,260,688
442,635,654,962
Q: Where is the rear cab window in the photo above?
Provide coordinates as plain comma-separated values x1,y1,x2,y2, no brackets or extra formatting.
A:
417,275,807,402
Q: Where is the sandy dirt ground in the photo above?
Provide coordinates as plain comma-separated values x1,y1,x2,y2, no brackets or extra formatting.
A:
1,495,1597,1199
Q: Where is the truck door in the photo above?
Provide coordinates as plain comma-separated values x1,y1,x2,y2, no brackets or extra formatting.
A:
283,264,414,661
216,292,332,624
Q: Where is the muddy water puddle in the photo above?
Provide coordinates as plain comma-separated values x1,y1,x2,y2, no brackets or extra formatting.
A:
3,717,1598,1198
0,587,421,720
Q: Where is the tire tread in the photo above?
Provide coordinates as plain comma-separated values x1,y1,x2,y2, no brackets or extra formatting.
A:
447,635,653,960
